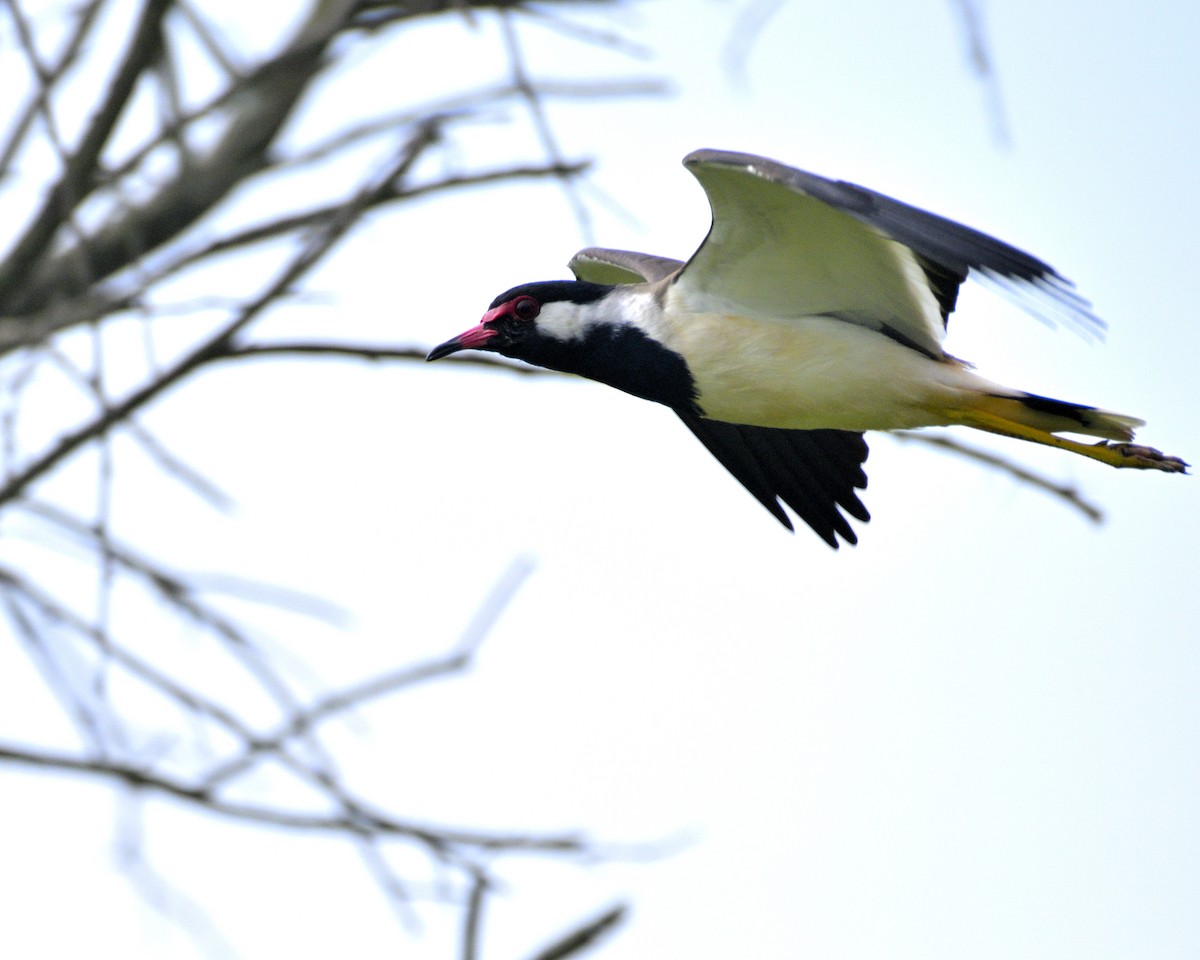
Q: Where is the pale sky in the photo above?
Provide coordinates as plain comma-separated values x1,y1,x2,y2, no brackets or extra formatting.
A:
1,2,1197,958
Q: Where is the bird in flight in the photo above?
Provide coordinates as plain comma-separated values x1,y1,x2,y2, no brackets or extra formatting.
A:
427,149,1186,547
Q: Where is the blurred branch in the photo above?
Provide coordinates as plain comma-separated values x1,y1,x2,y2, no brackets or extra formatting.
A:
0,0,173,307
0,119,446,507
722,0,784,83
0,0,107,176
0,2,652,956
115,800,241,960
526,905,629,960
0,9,330,317
0,547,593,948
0,0,650,338
891,430,1105,523
226,340,563,377
30,339,234,509
0,740,588,852
723,0,1010,143
500,9,593,238
946,0,1010,144
461,867,491,960
141,158,590,284
200,555,535,790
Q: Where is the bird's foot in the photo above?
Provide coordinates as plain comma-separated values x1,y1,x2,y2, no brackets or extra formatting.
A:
1096,441,1190,473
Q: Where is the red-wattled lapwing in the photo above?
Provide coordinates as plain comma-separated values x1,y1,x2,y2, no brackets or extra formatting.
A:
428,149,1186,547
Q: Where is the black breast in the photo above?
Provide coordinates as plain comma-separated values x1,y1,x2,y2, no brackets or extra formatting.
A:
515,322,701,413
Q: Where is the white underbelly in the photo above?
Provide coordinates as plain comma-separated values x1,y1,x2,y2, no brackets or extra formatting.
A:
666,312,974,431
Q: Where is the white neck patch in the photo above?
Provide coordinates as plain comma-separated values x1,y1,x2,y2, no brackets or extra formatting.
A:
536,286,665,343
534,299,594,342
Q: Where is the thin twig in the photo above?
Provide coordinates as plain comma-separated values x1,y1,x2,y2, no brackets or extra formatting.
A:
946,0,1010,145
1,591,110,750
356,838,422,932
500,10,593,239
891,431,1105,523
0,122,445,507
114,795,239,959
0,0,106,177
226,340,566,376
461,867,490,960
0,741,590,853
526,905,628,960
174,0,243,78
202,556,534,789
135,160,588,286
722,0,785,85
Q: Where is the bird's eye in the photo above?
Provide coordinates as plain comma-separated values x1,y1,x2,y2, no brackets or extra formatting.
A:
512,296,540,321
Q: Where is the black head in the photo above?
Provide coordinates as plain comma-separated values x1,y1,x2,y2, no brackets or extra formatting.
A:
425,281,612,362
427,279,698,411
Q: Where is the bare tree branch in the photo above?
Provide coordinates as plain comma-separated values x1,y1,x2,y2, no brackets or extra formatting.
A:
0,3,655,956
946,0,1011,144
0,120,445,506
0,0,174,308
891,431,1105,523
461,867,491,960
0,740,591,851
0,0,107,176
526,905,629,960
138,159,590,286
500,9,594,238
226,340,562,376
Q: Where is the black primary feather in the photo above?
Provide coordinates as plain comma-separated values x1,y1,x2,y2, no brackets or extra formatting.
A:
676,412,870,548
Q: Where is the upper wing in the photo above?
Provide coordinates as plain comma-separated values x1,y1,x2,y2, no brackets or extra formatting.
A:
569,247,684,285
679,149,1103,357
676,411,870,548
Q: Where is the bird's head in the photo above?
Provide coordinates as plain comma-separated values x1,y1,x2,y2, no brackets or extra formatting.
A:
427,278,697,410
425,280,613,364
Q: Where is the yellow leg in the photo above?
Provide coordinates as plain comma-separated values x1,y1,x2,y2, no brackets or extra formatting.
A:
958,410,1189,473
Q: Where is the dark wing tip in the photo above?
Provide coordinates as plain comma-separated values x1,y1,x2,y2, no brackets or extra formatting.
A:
676,412,870,549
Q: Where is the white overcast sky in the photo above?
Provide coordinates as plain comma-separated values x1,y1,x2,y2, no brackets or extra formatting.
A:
1,1,1198,959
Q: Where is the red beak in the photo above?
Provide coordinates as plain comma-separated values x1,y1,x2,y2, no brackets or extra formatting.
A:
426,322,499,361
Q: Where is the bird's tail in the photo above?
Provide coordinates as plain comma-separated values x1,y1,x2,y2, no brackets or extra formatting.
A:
969,390,1143,441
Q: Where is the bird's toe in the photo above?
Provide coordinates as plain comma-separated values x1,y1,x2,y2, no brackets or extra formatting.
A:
1102,442,1190,473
